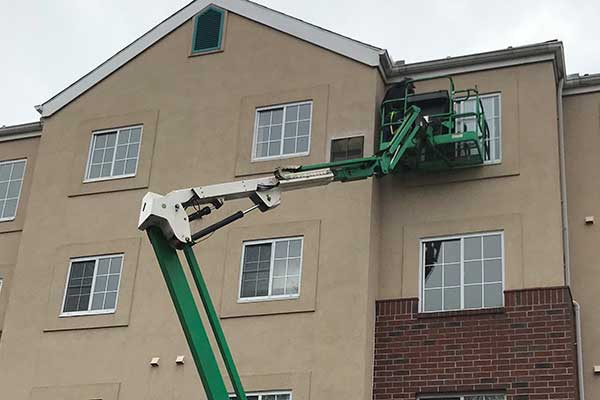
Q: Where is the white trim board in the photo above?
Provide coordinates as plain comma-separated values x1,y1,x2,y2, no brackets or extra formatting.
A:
36,0,383,118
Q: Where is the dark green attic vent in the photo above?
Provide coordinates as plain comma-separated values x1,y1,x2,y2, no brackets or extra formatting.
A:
192,7,225,54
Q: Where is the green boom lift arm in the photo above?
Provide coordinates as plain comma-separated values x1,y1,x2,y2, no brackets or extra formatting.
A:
138,78,490,400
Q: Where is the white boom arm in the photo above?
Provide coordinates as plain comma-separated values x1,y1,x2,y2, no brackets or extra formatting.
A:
138,167,334,248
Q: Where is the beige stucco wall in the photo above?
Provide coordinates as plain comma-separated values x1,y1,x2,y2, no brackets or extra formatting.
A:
0,11,381,400
377,62,565,301
0,136,40,332
564,90,600,399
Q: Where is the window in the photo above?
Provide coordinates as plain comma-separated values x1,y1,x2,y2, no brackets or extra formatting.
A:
253,102,312,160
330,136,364,162
230,391,291,400
192,7,225,54
85,126,142,182
456,93,501,163
420,396,504,400
61,254,123,316
239,237,303,301
421,232,503,312
0,159,26,221
0,278,3,296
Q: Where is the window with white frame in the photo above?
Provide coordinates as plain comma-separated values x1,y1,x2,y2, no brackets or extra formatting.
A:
0,159,26,221
239,237,303,301
421,232,503,312
420,395,505,400
61,254,123,316
253,102,312,160
85,125,142,181
0,278,3,296
230,391,291,400
455,93,501,163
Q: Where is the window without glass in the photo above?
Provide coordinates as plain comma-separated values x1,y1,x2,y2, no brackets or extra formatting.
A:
230,391,291,400
420,395,505,400
421,232,503,312
456,93,501,163
192,6,225,54
61,254,123,316
330,136,364,162
253,102,312,160
239,237,303,301
0,159,26,221
85,126,142,181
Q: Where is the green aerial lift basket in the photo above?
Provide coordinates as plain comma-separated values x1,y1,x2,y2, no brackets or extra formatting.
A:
380,77,491,172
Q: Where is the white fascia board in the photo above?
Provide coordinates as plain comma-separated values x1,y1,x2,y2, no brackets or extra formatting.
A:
37,0,383,118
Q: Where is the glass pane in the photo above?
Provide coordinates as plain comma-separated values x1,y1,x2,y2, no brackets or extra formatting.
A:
94,275,108,292
296,136,309,153
6,180,21,197
287,258,300,276
89,165,101,179
271,109,283,124
257,127,269,142
90,293,105,310
107,275,120,291
270,125,282,141
115,145,127,159
444,263,460,286
258,111,271,126
298,103,311,120
127,143,140,159
104,291,117,309
95,133,107,148
283,139,295,154
424,265,441,288
0,164,11,181
288,239,302,257
125,159,137,174
244,245,259,262
92,149,103,163
444,287,460,310
268,141,281,156
0,182,7,198
464,284,482,309
2,199,17,218
297,120,310,136
101,163,112,177
109,257,122,273
284,122,297,138
272,277,285,295
257,244,271,262
483,234,502,258
484,283,503,307
424,289,442,311
256,279,269,296
11,161,25,179
464,236,482,260
274,241,288,258
113,160,126,176
285,105,299,121
256,143,268,158
347,137,363,158
97,258,110,274
443,240,460,263
285,276,299,294
331,138,348,162
273,260,286,277
484,259,502,282
241,280,257,298
464,260,482,284
130,127,142,143
106,133,116,147
424,241,442,265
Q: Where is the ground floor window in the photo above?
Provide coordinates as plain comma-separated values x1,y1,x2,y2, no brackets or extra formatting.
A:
230,391,291,400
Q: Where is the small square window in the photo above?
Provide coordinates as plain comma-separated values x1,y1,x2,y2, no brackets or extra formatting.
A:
239,237,303,301
421,232,503,312
455,93,501,163
253,102,312,160
84,126,142,182
61,254,123,316
192,7,225,54
0,158,26,222
330,136,364,162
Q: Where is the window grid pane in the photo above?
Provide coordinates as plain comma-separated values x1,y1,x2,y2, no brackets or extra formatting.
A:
0,159,26,220
240,238,303,300
455,94,500,163
422,233,503,312
254,102,311,160
330,136,364,162
62,255,123,315
86,126,142,180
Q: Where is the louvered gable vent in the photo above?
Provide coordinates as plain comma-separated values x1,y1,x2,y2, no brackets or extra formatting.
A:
192,7,224,53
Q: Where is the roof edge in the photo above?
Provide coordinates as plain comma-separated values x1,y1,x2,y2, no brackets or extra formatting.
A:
563,73,600,96
385,40,565,82
0,121,43,141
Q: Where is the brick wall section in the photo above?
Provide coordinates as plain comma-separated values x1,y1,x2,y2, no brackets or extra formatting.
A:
373,287,578,400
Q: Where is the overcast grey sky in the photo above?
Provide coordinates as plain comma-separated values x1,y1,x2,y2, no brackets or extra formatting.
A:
1,0,598,126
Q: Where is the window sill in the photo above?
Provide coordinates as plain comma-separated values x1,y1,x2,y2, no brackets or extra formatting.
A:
237,294,300,304
251,151,310,163
417,307,505,319
189,48,224,57
0,216,16,223
59,309,116,318
82,173,137,184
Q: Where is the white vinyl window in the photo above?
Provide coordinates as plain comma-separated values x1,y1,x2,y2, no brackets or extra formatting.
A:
61,254,123,316
84,125,142,182
421,232,504,312
420,395,505,400
230,391,291,400
239,237,303,301
0,159,26,222
252,101,312,160
456,93,501,163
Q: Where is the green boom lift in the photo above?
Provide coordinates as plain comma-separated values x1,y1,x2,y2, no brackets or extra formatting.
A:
137,77,490,400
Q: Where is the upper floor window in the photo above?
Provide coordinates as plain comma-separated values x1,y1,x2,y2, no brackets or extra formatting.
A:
456,93,501,163
253,102,312,161
61,254,123,316
330,136,364,162
230,391,291,400
192,7,225,54
421,232,503,312
0,159,26,221
239,237,303,301
85,126,142,182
